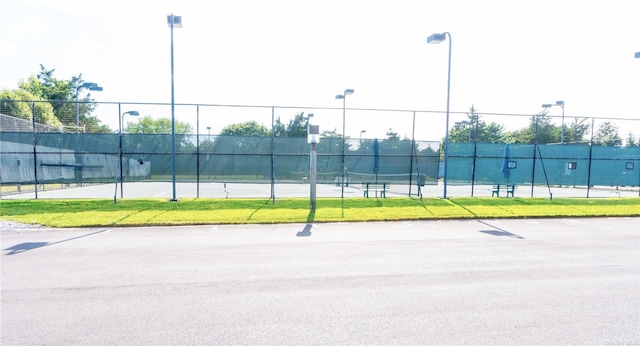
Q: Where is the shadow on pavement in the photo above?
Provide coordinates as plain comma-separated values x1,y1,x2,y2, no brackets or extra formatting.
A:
477,220,525,239
296,223,313,237
3,228,112,255
296,211,315,237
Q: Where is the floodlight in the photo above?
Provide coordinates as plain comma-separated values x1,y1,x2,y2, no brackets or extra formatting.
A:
427,33,446,44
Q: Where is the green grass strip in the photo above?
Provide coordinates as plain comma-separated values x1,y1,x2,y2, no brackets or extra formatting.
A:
1,197,638,228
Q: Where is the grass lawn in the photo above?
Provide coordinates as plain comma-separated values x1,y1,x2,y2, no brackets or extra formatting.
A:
1,197,639,228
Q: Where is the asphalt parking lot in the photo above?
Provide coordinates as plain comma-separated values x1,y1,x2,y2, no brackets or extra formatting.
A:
2,217,638,345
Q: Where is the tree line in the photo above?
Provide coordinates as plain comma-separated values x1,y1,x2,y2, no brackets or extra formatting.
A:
0,65,112,133
449,105,635,147
1,66,636,148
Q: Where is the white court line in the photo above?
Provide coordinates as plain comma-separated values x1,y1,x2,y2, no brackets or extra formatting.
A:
154,189,171,198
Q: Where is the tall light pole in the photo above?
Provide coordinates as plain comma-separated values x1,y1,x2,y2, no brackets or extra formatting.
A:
168,13,182,202
427,32,452,199
206,126,211,141
360,130,366,143
307,113,319,213
542,100,565,144
335,89,354,200
116,110,139,203
75,82,103,134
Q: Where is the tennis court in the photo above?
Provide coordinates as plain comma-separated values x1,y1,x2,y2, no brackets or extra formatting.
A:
1,181,637,200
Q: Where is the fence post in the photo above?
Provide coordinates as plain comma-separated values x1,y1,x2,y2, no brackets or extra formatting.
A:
117,103,123,199
586,117,595,198
196,104,200,198
409,111,415,197
31,101,39,199
470,117,478,197
530,115,538,197
271,106,275,204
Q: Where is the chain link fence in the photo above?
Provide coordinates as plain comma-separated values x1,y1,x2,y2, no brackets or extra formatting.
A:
1,100,639,199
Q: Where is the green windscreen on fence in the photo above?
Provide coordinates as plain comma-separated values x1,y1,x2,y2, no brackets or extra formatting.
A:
2,100,638,198
0,132,441,186
2,131,638,189
446,142,640,187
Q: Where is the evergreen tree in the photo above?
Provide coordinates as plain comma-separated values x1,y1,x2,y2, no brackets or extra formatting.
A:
449,105,505,143
593,121,621,147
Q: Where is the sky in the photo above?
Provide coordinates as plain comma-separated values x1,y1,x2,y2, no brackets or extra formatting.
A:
1,0,639,141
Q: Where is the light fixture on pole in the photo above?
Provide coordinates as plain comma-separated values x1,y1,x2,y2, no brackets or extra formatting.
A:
306,113,314,137
75,82,103,134
167,13,182,202
360,130,366,143
427,31,452,199
335,89,354,200
116,110,139,203
206,126,211,141
542,100,565,144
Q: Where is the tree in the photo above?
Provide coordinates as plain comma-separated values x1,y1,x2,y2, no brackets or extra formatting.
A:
321,128,342,138
593,121,621,147
624,131,638,147
483,123,506,143
450,121,473,143
19,65,75,125
124,116,192,135
123,116,194,153
504,112,559,144
385,128,400,141
17,65,109,133
0,89,63,131
272,112,311,137
273,118,286,137
565,118,590,143
19,65,73,103
214,121,270,157
449,105,505,143
220,120,270,137
504,113,590,145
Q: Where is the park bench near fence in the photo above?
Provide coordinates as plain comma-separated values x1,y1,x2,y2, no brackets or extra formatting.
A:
334,176,351,187
361,182,390,198
491,184,517,197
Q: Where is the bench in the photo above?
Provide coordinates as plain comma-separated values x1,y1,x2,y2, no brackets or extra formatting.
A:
334,176,350,187
491,184,516,197
361,182,389,198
